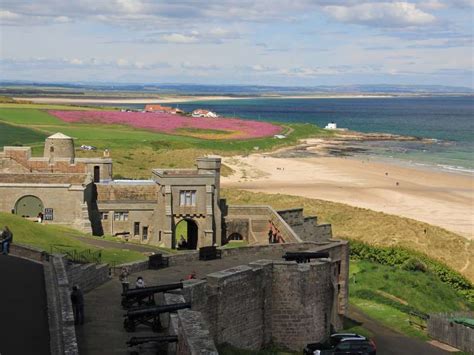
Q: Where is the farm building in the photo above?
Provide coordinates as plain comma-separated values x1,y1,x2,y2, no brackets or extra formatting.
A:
144,104,183,114
192,109,219,118
0,133,333,250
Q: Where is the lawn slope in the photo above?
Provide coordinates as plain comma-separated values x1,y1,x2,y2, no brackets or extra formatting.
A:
0,213,146,264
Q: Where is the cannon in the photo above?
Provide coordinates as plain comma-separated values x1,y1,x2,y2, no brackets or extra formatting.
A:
121,282,183,309
123,302,191,332
282,251,330,263
127,335,178,347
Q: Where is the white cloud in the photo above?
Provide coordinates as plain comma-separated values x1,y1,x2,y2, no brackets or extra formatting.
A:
325,2,436,27
161,33,198,44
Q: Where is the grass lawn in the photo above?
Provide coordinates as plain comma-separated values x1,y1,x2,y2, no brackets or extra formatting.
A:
221,189,474,282
0,121,47,146
0,212,146,264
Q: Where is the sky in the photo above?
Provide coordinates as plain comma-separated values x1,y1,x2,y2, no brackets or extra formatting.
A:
0,0,473,87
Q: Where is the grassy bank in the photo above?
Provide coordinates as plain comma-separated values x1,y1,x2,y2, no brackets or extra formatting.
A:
0,213,146,264
350,260,472,339
221,189,474,282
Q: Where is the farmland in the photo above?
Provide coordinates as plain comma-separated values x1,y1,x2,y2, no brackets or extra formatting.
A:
0,103,331,178
48,110,282,140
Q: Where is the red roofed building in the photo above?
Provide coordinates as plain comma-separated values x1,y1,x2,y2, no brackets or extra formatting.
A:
145,104,183,114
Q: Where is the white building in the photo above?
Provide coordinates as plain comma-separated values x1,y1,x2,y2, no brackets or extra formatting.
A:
192,109,219,118
325,122,338,130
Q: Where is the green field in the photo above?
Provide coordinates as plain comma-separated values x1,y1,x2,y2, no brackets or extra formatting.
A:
0,104,332,178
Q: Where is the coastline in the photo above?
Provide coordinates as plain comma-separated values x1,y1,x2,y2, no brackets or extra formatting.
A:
16,93,409,105
222,143,474,240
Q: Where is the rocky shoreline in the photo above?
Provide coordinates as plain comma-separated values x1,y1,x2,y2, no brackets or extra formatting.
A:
271,130,436,159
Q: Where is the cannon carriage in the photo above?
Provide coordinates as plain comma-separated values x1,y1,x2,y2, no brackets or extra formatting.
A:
282,251,330,263
123,302,191,332
121,282,183,309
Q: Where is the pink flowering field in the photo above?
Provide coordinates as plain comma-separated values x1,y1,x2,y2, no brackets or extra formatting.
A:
47,110,282,140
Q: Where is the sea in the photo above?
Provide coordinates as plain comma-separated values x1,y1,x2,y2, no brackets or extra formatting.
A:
124,96,474,175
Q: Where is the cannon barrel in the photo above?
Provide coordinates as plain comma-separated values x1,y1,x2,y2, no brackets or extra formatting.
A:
283,252,330,260
126,302,191,319
127,335,178,347
122,282,183,297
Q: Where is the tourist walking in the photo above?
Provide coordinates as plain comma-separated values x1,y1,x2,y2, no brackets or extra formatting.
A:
70,285,85,325
119,267,130,292
1,226,13,255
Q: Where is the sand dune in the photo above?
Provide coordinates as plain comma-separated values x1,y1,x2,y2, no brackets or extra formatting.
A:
222,154,474,239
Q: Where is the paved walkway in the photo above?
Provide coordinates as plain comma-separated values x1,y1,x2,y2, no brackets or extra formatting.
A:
349,306,449,355
69,235,165,253
0,255,50,355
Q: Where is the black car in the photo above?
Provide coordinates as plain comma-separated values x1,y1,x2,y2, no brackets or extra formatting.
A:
304,333,376,355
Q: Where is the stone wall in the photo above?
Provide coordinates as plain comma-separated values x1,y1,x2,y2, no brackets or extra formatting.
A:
43,255,79,355
271,261,333,349
226,205,302,244
66,262,110,293
277,208,332,242
174,244,347,352
10,243,48,262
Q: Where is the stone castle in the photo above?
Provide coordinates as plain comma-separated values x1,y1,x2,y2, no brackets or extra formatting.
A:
1,133,351,351
0,133,334,249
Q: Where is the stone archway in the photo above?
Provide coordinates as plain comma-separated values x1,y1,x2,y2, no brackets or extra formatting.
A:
15,195,44,218
175,219,198,250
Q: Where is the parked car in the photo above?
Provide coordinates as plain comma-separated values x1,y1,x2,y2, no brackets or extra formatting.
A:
304,333,376,355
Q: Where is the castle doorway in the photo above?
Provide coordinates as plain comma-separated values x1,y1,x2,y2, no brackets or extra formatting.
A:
175,219,198,250
15,195,44,218
93,166,100,183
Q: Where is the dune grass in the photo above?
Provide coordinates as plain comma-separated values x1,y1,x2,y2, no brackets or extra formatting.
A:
0,213,146,264
221,189,474,281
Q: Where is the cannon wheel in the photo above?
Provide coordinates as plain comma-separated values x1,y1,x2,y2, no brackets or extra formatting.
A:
152,318,161,332
124,319,135,332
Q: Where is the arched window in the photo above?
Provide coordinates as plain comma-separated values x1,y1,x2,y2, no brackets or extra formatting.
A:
228,233,243,241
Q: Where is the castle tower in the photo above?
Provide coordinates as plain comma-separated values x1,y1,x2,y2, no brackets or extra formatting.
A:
196,156,221,201
43,132,75,163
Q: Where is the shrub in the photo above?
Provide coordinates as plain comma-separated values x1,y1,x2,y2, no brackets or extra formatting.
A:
350,240,473,303
402,258,427,273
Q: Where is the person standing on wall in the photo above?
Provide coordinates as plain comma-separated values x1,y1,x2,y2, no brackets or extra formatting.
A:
70,285,85,325
1,226,13,255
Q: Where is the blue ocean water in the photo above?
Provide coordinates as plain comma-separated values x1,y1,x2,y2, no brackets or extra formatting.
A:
167,96,474,173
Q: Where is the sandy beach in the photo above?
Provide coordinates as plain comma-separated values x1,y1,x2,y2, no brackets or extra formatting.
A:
222,153,474,239
17,94,397,105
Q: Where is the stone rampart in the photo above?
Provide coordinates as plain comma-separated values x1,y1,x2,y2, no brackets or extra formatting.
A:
172,244,347,352
66,262,110,293
10,242,49,262
277,208,332,242
226,205,302,244
43,255,79,355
